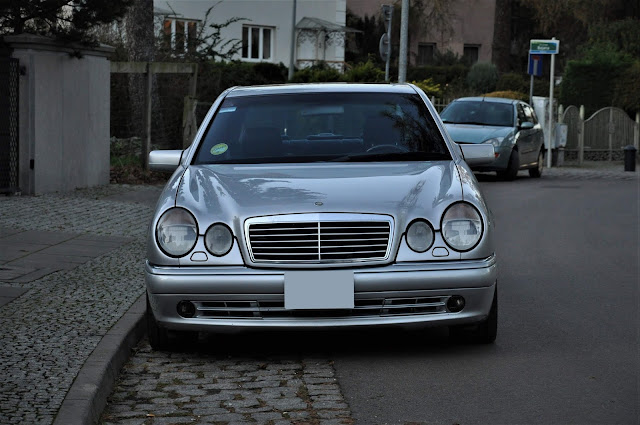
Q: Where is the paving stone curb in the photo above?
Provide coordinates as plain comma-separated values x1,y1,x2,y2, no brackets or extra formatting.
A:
53,294,146,425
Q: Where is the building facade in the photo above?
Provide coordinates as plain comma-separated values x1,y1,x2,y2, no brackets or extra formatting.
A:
348,0,496,66
154,0,350,69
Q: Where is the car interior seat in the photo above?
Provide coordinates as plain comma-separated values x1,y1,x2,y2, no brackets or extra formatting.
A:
240,126,283,158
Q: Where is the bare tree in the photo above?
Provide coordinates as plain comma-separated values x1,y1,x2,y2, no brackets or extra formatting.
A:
391,0,456,65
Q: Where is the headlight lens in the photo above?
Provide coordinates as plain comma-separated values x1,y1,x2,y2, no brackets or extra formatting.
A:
483,137,504,148
156,208,198,257
406,220,434,253
441,202,483,251
205,223,234,256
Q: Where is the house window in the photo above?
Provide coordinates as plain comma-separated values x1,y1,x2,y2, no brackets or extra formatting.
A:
242,25,273,61
163,18,199,52
463,45,480,65
417,43,435,66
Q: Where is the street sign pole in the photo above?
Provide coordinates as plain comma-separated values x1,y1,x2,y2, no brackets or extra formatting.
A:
529,74,534,106
381,5,393,81
547,37,556,168
529,38,559,168
527,54,542,106
547,54,555,168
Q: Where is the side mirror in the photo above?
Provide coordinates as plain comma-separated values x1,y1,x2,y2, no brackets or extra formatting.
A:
519,121,534,130
459,144,495,166
149,150,183,172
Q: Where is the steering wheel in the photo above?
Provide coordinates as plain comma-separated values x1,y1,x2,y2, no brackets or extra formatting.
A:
366,144,409,153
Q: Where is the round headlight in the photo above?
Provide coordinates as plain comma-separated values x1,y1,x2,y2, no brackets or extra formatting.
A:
406,220,434,253
204,223,233,256
483,137,504,149
156,208,198,257
441,202,483,251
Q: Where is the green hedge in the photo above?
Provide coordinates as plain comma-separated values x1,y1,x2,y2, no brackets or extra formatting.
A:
406,64,469,87
558,42,635,117
466,62,498,94
197,61,288,101
613,61,640,114
496,72,528,94
559,60,629,117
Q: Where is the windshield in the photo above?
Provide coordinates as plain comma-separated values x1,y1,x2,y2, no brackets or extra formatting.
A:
193,92,451,164
440,100,514,127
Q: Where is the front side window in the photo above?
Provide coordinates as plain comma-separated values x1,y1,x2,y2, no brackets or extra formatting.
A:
194,92,451,164
242,25,273,61
441,101,514,127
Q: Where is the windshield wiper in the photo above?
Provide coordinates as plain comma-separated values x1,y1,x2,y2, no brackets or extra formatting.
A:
328,152,450,162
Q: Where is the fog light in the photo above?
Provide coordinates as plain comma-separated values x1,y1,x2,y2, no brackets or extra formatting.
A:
177,301,196,318
447,296,465,313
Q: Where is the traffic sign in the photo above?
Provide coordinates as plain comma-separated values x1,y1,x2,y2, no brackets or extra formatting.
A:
379,33,389,62
529,39,560,54
528,54,543,77
382,4,393,33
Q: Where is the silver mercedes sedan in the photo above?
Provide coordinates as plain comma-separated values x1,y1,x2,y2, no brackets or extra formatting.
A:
145,83,498,350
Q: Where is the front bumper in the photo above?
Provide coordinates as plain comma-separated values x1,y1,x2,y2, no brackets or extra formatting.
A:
146,256,497,331
471,145,511,172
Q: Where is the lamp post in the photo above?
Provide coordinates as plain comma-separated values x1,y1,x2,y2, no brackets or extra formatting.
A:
288,0,297,80
398,0,409,83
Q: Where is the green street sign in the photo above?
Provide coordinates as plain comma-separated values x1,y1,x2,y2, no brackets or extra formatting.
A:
530,39,559,54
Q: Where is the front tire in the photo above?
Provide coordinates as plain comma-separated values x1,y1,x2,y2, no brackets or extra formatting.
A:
450,285,498,344
497,149,520,181
147,293,170,350
529,149,544,178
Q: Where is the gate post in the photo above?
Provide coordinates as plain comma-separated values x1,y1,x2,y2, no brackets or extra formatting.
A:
608,108,614,161
558,104,564,123
578,105,585,166
635,112,639,151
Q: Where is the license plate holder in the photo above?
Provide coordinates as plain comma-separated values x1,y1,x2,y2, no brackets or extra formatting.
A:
284,270,354,310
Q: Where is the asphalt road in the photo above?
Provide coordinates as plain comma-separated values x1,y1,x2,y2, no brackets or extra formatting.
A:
331,175,639,424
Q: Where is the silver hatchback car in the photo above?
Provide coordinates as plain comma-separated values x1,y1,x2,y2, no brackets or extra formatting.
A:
146,83,498,350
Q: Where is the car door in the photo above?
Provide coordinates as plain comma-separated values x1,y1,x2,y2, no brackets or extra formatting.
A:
523,104,544,158
515,103,536,165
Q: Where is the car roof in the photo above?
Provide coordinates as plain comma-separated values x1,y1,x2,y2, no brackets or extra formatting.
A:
452,97,519,105
225,83,418,97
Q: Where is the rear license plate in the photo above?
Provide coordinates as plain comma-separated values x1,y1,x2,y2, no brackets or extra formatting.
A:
284,270,354,310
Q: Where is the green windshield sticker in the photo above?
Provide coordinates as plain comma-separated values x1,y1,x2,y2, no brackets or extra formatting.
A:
210,143,228,155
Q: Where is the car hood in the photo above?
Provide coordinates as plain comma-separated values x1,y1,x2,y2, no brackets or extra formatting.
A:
176,162,462,234
444,124,513,144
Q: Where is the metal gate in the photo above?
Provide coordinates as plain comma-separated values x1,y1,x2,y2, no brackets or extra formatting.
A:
561,105,640,163
0,57,19,194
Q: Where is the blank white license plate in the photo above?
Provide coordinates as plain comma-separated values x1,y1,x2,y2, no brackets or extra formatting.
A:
284,270,354,310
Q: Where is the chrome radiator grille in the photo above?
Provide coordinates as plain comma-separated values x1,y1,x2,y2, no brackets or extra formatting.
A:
245,214,393,264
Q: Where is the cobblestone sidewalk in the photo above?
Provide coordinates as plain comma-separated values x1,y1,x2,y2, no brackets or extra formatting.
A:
102,342,353,425
0,185,160,425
